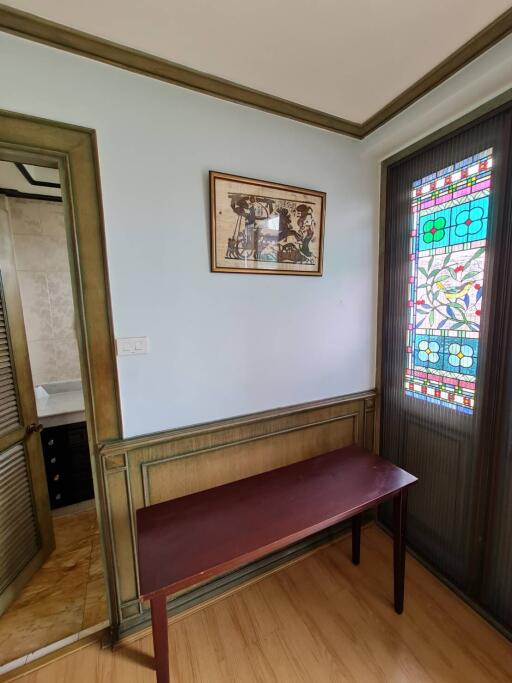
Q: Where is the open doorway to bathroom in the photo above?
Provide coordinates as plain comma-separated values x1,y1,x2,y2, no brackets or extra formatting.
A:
0,160,108,674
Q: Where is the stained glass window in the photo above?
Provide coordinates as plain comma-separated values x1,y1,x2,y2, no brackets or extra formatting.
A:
405,149,492,414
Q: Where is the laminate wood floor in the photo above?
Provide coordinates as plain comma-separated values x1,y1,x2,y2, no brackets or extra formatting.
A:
7,525,512,682
0,506,108,669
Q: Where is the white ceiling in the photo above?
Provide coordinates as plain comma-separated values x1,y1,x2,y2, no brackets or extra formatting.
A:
5,0,511,123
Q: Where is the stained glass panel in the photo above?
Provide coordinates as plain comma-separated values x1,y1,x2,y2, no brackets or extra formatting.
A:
405,149,492,414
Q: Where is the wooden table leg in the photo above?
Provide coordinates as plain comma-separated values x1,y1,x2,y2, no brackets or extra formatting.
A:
150,594,170,683
352,513,361,565
393,488,408,614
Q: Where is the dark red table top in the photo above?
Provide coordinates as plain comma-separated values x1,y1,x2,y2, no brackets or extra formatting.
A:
136,445,417,599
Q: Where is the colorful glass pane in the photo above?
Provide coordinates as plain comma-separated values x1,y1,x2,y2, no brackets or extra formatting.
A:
405,149,492,414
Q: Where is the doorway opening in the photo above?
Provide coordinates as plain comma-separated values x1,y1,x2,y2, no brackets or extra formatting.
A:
0,159,108,673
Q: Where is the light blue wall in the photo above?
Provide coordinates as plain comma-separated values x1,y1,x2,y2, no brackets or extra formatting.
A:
3,29,512,438
0,33,377,437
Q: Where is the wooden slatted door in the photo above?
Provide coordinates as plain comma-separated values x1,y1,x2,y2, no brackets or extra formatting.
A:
0,198,54,616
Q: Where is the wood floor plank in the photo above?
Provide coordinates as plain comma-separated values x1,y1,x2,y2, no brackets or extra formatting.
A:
342,529,512,682
13,525,512,683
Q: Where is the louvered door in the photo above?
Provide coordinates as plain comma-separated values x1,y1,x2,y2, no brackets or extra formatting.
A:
0,199,54,616
0,296,18,433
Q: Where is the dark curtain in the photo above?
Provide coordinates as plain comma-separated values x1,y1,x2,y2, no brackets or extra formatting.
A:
379,106,512,634
479,113,512,630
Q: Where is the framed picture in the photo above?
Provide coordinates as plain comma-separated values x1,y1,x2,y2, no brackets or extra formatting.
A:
210,171,325,275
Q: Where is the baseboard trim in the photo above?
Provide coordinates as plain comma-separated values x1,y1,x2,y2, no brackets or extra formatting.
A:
0,629,108,683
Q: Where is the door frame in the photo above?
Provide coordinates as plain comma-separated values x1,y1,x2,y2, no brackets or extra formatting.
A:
0,108,123,634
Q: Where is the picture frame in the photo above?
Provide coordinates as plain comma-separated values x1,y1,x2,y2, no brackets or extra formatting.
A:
209,171,326,275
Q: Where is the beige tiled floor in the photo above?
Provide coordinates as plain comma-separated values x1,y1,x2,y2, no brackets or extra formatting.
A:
0,507,108,667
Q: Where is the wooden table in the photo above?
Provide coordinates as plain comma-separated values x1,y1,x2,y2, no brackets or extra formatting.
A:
136,445,417,683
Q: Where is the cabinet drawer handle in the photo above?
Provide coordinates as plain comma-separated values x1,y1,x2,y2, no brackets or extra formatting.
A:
53,474,60,482
50,457,56,464
47,439,54,447
55,493,61,501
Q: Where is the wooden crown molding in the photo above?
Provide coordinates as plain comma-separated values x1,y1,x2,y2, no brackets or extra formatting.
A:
0,4,361,138
0,4,511,139
360,8,512,136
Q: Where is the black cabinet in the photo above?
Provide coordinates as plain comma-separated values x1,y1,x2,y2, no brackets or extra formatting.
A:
41,422,94,509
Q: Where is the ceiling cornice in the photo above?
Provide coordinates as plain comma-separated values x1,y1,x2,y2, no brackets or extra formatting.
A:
1,3,511,139
360,7,512,136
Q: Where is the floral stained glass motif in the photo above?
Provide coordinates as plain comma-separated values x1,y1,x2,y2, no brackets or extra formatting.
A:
405,149,492,414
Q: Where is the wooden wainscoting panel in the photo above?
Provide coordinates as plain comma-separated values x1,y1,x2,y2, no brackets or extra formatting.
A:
103,460,139,617
363,396,375,452
142,412,358,506
124,395,367,514
99,391,376,636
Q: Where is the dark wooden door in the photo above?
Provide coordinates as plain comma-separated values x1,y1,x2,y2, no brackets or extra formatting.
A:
379,114,512,593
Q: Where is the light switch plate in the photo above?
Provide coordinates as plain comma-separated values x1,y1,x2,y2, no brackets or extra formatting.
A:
116,336,149,356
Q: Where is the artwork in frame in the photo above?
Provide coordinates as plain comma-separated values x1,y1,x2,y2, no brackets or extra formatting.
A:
209,171,326,275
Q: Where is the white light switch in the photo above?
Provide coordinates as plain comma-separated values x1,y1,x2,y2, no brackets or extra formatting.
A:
116,336,149,356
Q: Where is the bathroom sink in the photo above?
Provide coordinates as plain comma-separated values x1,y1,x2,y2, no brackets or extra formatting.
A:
35,380,85,425
38,380,82,395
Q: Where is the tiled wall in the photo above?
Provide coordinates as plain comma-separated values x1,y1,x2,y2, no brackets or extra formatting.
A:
8,198,81,386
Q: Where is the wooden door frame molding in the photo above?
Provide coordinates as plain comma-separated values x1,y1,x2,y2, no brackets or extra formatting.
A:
1,4,512,139
0,108,122,633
